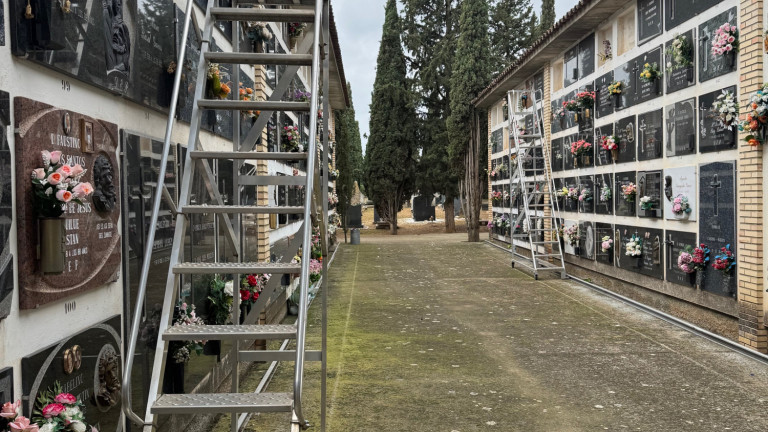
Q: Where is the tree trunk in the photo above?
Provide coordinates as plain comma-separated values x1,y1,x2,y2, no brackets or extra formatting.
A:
343,228,348,243
389,200,398,235
465,109,483,242
444,199,455,233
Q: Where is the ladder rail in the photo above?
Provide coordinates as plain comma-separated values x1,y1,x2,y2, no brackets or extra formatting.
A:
121,0,197,424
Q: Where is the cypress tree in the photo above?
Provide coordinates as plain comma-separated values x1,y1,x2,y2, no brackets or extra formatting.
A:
489,0,539,74
447,0,491,242
364,0,417,235
540,0,556,33
334,83,363,242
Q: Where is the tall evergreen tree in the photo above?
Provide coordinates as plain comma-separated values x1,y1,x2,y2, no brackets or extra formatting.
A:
539,0,556,34
364,0,417,235
334,83,363,242
447,0,491,242
489,0,538,74
402,0,460,232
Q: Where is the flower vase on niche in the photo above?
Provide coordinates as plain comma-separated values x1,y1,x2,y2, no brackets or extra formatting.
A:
581,154,590,166
636,257,643,269
688,272,697,286
695,271,705,289
721,274,733,296
613,94,621,108
686,66,694,82
611,148,619,161
559,117,566,129
654,79,661,95
583,109,590,119
38,218,66,273
163,346,185,394
203,340,221,358
254,41,264,53
725,51,735,70
574,246,581,255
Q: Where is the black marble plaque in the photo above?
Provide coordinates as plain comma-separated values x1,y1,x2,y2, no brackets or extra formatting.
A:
564,46,579,87
577,85,594,133
0,0,4,46
22,316,122,431
0,367,12,404
551,100,563,135
578,33,595,79
639,227,664,279
665,230,697,287
551,138,563,172
553,178,565,211
615,115,636,163
666,98,697,156
595,71,615,118
699,87,738,153
346,205,362,228
491,128,503,154
562,135,576,171
634,47,664,104
595,222,613,265
699,161,737,297
698,8,738,83
637,170,663,218
638,0,663,45
593,124,614,166
0,91,12,321
564,177,578,213
613,60,635,110
638,109,663,160
615,171,636,217
534,72,545,98
665,0,720,31
412,195,435,222
594,173,613,215
665,29,696,94
579,221,595,260
578,175,594,214
574,132,594,168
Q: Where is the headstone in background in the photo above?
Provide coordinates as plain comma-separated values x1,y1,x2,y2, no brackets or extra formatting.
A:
412,195,435,222
699,86,738,153
637,109,664,161
633,47,664,105
594,173,614,215
614,171,637,217
593,124,614,166
666,230,697,287
564,177,578,213
562,135,576,170
637,170,663,218
579,221,595,260
595,71,615,119
637,0,662,44
595,222,614,265
578,175,594,214
666,98,697,156
346,205,363,228
698,7,739,83
663,166,697,222
615,115,637,164
699,161,737,296
665,29,696,94
0,91,12,320
551,138,563,172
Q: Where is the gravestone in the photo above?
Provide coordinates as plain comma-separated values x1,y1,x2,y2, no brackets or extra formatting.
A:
491,129,504,154
578,34,595,79
666,98,697,156
594,173,613,215
699,86,738,153
177,7,214,133
665,29,696,94
0,367,11,404
665,0,720,31
594,124,614,166
577,84,594,133
666,230,697,287
663,166,697,222
615,225,663,279
578,176,594,214
14,98,121,309
551,138,563,172
346,205,363,228
578,221,595,260
553,178,565,211
0,91,12,320
22,316,122,431
634,47,664,104
574,132,594,168
637,110,664,161
563,219,579,256
564,46,578,88
564,177,579,213
638,0,663,45
698,8,739,83
562,135,575,171
637,170,663,218
699,161,737,297
595,222,614,265
0,0,4,46
614,171,637,217
534,72,545,98
563,90,577,130
613,60,635,110
615,115,636,164
412,195,435,222
595,71,615,118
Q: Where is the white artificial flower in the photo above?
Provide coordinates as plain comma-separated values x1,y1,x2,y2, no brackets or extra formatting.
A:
40,422,56,432
63,407,81,420
224,281,234,297
70,420,87,432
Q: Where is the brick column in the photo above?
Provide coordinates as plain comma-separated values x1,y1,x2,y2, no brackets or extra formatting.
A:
737,0,767,352
253,65,271,263
542,65,553,247
487,109,493,226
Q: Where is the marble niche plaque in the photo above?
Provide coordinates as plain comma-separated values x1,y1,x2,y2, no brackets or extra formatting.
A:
663,166,697,222
637,0,663,45
563,177,578,213
666,98,697,156
564,46,578,88
595,222,613,265
665,230,697,287
577,34,595,80
595,71,615,119
665,0,720,31
578,175,594,214
0,91,13,320
22,316,121,431
698,8,738,83
699,86,738,153
699,161,737,297
593,124,614,167
613,60,634,110
637,109,663,161
614,171,636,217
0,0,4,46
633,47,664,104
577,84,594,133
665,29,696,94
615,225,664,279
551,138,563,172
562,135,576,171
615,115,636,164
553,178,565,211
0,367,12,405
578,221,595,260
563,219,579,256
637,170,663,218
14,98,121,309
575,131,594,168
614,225,635,271
594,173,613,215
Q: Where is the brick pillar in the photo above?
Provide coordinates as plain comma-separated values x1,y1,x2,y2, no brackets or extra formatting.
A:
737,0,767,353
487,109,493,227
542,65,553,248
253,64,271,263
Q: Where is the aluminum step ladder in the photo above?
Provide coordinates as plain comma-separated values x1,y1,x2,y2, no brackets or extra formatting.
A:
506,89,567,280
121,0,330,431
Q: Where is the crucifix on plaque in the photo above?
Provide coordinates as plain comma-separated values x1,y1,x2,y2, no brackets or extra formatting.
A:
710,173,721,216
700,31,710,71
666,234,675,270
639,119,647,153
670,0,675,20
632,61,639,94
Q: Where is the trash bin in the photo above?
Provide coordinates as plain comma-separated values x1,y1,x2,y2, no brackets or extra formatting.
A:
350,228,360,245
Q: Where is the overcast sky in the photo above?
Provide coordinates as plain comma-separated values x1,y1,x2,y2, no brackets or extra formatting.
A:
332,0,572,151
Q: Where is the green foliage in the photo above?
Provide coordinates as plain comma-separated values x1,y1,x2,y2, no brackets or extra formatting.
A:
489,0,539,75
539,0,556,34
207,276,233,325
334,83,364,232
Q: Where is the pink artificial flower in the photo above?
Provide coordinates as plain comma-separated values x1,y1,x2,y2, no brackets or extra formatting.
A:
48,172,63,185
731,25,738,32
49,151,62,165
673,204,682,212
55,190,73,203
725,45,732,52
8,415,38,432
72,182,94,198
54,393,77,404
56,165,72,178
32,168,45,180
70,164,84,177
0,399,20,419
42,403,66,418
727,36,735,43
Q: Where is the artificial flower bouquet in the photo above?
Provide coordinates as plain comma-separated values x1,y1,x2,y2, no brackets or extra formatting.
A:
570,140,592,156
711,90,739,130
566,187,579,201
639,62,660,83
740,83,768,147
578,188,592,202
608,81,622,95
207,276,234,325
625,234,643,257
576,91,596,109
639,196,654,211
600,135,619,151
621,182,637,202
666,33,692,71
711,23,739,58
564,225,579,247
240,273,270,305
562,99,579,112
599,185,611,202
281,126,302,152
21,382,98,432
671,194,692,216
206,63,231,99
712,244,736,275
600,236,613,252
32,151,93,218
170,302,206,363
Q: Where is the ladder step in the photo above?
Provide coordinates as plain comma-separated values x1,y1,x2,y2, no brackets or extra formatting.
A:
532,241,559,245
236,0,315,5
163,324,297,341
182,205,304,215
173,262,301,274
204,51,313,66
210,7,315,22
190,151,308,160
239,350,323,362
198,100,311,112
535,253,564,257
151,392,293,415
239,175,307,186
519,134,543,139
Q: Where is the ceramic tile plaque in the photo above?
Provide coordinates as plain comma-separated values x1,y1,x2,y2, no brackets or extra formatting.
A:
663,166,697,222
14,97,121,309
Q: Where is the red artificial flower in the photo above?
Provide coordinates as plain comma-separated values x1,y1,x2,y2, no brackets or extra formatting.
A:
240,290,251,302
247,275,259,287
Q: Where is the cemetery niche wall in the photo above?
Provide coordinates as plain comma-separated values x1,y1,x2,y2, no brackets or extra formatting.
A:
0,91,13,321
14,97,121,309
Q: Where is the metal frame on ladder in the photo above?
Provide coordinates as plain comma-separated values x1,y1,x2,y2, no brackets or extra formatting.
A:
506,89,567,280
